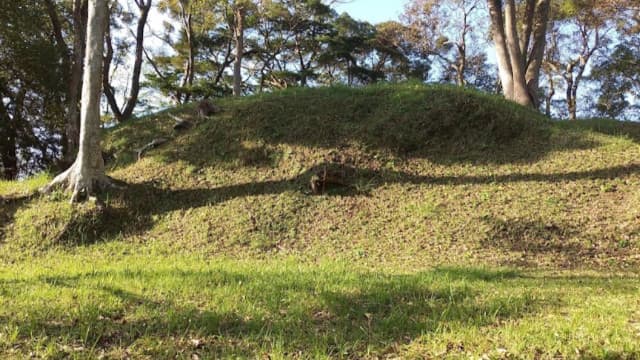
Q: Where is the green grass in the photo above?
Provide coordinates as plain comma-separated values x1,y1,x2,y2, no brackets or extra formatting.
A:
1,255,639,359
0,172,50,199
2,83,640,358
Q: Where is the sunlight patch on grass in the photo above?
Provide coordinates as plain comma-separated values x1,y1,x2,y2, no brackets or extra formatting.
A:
0,255,639,358
0,172,51,198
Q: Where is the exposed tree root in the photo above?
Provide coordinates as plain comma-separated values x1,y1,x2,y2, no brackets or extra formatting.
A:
136,137,169,160
41,163,124,203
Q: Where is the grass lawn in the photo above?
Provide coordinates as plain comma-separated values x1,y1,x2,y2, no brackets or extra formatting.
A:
1,83,640,358
2,254,640,359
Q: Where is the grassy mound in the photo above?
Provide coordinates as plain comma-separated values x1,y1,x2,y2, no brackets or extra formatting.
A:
2,83,640,265
2,83,640,358
104,83,554,169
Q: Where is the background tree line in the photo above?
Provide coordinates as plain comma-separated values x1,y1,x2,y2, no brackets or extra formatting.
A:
1,0,638,181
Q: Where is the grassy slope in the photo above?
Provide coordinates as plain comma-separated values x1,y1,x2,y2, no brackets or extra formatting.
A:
1,83,640,358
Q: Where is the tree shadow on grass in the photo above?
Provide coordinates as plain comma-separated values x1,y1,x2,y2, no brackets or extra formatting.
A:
3,266,640,357
56,161,640,250
482,217,589,254
559,118,640,144
479,214,640,268
480,217,598,268
0,266,577,358
168,105,598,169
0,194,37,245
5,161,637,257
104,86,615,172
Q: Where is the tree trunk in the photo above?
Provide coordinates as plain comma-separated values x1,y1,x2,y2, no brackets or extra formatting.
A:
519,0,536,57
454,3,469,87
294,37,309,87
0,99,17,180
233,6,245,97
47,0,86,165
562,25,600,121
174,1,194,104
487,0,549,108
545,75,555,117
455,37,466,86
567,95,577,120
65,0,88,165
567,63,586,121
44,0,118,202
102,17,121,119
488,0,515,99
0,127,17,180
103,0,152,122
524,0,550,108
504,0,533,107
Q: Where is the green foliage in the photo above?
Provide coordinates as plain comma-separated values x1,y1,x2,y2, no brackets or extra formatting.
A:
592,44,640,119
0,0,67,177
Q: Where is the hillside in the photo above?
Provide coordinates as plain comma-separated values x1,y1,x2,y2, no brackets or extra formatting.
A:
1,83,640,358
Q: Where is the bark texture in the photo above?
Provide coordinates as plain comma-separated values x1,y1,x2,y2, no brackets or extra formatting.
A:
0,98,18,180
44,0,117,202
487,0,550,108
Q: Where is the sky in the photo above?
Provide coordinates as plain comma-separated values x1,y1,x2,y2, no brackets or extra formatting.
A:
333,0,408,24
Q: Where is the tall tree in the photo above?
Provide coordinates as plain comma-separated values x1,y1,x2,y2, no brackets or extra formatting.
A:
149,0,234,103
541,0,616,120
402,0,486,86
220,0,258,96
0,0,67,179
541,28,560,117
319,13,379,86
44,0,87,165
232,1,246,96
103,0,153,122
44,0,117,202
591,3,640,119
250,0,336,90
487,0,551,107
152,0,199,104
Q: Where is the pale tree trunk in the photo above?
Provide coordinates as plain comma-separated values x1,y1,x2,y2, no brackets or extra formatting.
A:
44,0,119,202
524,0,550,108
233,6,245,97
545,74,555,117
564,59,588,121
504,0,532,106
562,26,601,121
175,1,195,104
488,0,515,99
120,0,152,120
454,0,473,87
542,29,559,117
487,0,550,108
